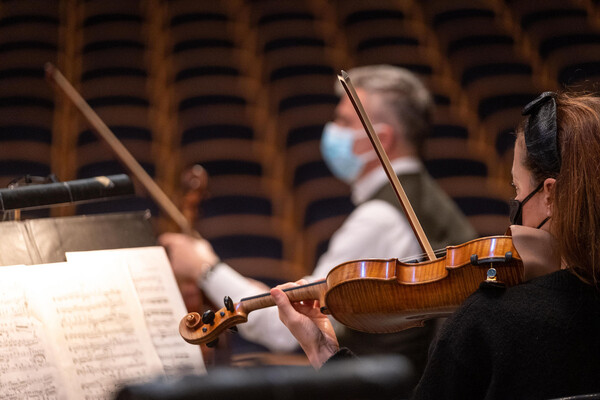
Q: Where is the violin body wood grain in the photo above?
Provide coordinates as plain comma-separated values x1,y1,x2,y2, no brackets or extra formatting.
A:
324,236,523,333
179,236,523,343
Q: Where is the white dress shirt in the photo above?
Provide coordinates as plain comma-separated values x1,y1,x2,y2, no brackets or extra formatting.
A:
201,157,423,352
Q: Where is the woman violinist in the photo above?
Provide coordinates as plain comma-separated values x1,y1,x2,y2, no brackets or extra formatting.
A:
270,91,600,399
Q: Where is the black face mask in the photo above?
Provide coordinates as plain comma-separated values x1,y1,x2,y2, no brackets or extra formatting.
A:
509,181,547,227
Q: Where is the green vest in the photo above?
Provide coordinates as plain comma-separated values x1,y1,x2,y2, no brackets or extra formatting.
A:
336,169,478,381
369,169,477,252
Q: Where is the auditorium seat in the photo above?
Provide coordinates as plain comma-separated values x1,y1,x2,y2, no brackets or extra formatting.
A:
167,0,245,61
269,70,337,122
331,0,415,29
171,45,255,80
452,193,510,236
508,0,592,48
276,100,338,229
278,93,336,142
281,138,328,185
174,75,261,137
430,100,472,141
246,2,344,268
195,174,287,219
279,110,354,266
180,139,277,183
293,175,351,222
300,212,350,272
423,137,509,236
168,2,239,46
421,0,543,158
164,1,303,295
0,101,54,188
288,157,354,270
424,1,533,93
335,2,440,79
167,0,268,152
198,213,298,283
248,1,342,121
507,0,600,89
544,39,600,90
247,0,334,51
72,0,158,216
432,174,510,236
167,0,255,80
0,0,58,189
192,172,295,283
423,137,488,177
172,52,264,145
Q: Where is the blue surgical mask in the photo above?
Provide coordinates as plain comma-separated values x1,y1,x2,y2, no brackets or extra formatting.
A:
320,122,375,184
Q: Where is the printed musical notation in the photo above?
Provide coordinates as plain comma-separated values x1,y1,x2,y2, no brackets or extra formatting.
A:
0,247,205,400
66,247,205,377
0,271,67,399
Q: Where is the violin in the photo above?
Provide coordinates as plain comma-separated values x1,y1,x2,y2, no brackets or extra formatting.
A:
179,236,522,345
179,70,525,346
180,164,233,365
180,164,208,229
179,163,212,315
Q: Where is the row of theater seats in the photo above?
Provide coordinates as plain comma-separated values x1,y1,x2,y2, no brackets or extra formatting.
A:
0,0,59,218
164,1,305,284
1,0,600,293
0,0,56,187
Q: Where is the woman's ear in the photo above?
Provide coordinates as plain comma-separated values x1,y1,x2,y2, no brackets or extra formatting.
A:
543,177,556,216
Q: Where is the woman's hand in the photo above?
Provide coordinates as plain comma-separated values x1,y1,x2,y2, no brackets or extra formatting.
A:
271,280,339,369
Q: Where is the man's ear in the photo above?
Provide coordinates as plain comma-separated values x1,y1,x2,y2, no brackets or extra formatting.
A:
376,123,396,151
543,177,556,216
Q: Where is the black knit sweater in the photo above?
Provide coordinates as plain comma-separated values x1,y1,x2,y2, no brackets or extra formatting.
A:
412,269,600,400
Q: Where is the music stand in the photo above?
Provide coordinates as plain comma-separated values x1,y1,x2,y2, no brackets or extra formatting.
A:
0,211,156,266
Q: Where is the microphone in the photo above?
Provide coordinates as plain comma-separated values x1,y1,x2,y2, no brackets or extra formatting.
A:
0,174,134,211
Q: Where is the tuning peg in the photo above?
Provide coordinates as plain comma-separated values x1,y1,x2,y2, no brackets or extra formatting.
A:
206,338,219,348
202,310,215,325
224,296,234,312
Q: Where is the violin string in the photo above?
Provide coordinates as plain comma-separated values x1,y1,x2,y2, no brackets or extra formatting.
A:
239,248,449,304
396,248,447,263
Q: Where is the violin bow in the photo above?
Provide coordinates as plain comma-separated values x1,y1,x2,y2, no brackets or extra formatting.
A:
337,71,436,261
44,62,195,236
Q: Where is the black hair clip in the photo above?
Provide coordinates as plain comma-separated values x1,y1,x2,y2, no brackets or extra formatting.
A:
521,91,561,175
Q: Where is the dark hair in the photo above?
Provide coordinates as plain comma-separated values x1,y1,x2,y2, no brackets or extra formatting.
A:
520,92,561,184
518,92,600,287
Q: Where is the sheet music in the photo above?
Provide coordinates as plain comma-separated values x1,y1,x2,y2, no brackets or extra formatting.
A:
0,262,164,400
0,266,68,399
66,246,206,376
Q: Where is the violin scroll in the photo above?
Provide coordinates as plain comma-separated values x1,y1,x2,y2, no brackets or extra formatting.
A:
180,280,329,345
180,303,248,346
